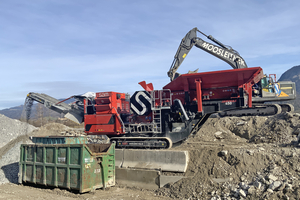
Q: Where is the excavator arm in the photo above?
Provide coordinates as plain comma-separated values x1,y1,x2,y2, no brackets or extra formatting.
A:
168,27,248,81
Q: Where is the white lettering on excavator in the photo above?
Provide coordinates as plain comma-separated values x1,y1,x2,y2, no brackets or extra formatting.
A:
213,47,219,53
224,51,228,58
201,42,246,67
202,42,209,49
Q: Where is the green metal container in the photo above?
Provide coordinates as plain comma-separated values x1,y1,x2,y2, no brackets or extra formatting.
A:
19,142,115,193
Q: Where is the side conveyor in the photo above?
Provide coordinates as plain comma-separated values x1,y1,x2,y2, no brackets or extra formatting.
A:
25,92,84,124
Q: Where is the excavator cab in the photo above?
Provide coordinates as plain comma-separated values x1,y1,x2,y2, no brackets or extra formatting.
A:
254,75,294,100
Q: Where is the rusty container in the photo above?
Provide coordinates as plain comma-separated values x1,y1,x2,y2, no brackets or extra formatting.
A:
19,142,115,193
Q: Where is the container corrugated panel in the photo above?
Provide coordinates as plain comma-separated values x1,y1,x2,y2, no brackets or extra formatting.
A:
19,143,115,193
31,136,88,144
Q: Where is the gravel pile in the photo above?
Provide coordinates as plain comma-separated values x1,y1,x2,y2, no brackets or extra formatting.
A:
0,139,32,185
0,114,36,184
0,114,37,149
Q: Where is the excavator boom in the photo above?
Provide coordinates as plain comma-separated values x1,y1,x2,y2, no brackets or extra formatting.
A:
168,27,248,81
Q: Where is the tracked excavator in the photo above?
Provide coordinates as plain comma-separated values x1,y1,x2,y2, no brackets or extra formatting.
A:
25,28,295,149
167,27,296,116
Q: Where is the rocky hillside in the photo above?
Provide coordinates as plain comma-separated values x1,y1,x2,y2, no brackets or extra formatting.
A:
0,105,24,119
278,65,300,91
0,103,62,120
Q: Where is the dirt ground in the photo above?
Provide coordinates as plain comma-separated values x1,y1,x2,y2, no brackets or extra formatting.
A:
1,112,300,199
0,183,172,200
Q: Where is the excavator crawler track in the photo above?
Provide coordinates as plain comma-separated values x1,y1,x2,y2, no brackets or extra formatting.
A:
219,103,283,117
279,103,294,113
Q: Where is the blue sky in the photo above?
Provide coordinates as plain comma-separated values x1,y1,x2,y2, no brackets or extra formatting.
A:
0,0,300,110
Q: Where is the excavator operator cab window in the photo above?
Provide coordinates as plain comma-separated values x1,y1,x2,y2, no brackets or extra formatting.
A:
260,77,268,88
261,77,274,93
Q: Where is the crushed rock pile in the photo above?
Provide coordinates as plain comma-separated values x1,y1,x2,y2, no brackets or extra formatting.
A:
0,114,37,185
0,138,31,185
189,112,300,145
249,112,300,144
208,146,300,200
29,123,73,137
157,112,300,200
0,114,37,149
30,123,109,144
